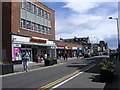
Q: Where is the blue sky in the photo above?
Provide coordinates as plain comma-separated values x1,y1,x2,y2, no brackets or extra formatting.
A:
41,1,118,49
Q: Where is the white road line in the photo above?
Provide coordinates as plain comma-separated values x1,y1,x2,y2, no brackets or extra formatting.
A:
51,64,96,89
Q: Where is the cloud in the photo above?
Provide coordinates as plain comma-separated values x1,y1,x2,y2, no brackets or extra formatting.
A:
55,2,118,49
39,0,119,2
63,2,99,13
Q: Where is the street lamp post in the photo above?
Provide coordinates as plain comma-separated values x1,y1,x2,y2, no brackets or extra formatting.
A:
109,17,120,60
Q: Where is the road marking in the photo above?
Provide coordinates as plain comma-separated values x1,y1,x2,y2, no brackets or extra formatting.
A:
0,63,66,78
37,64,96,90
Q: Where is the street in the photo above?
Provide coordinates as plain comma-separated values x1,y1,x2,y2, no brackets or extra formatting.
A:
2,56,107,89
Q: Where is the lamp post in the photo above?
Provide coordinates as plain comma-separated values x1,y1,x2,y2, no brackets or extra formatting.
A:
109,17,120,60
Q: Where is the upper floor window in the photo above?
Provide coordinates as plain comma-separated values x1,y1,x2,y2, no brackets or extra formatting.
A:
21,2,26,9
48,28,51,35
31,4,34,13
27,2,31,12
31,22,36,31
48,12,51,20
38,7,41,16
26,20,31,29
21,19,26,28
42,9,44,17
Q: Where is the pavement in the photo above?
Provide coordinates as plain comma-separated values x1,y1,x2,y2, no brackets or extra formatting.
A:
103,57,120,90
14,57,83,73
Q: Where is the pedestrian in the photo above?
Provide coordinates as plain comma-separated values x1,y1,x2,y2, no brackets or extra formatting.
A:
63,52,68,61
37,55,41,63
22,51,29,72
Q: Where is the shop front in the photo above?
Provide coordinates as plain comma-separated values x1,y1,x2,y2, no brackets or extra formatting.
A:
12,35,56,63
56,46,65,59
65,46,72,58
72,47,78,57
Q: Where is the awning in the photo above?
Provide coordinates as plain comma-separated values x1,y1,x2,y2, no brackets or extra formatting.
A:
14,41,56,47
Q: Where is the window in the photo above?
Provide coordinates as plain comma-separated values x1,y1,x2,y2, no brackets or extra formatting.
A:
44,27,47,34
42,9,44,17
36,6,39,15
46,27,48,35
21,1,26,9
31,22,36,31
21,19,26,28
27,2,31,12
48,28,51,35
41,26,44,33
36,24,41,32
48,12,51,20
31,4,34,13
40,25,43,33
44,11,47,18
46,11,48,19
26,20,31,29
38,7,41,16
33,5,36,14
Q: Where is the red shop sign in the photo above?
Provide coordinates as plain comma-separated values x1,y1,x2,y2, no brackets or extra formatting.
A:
30,38,46,43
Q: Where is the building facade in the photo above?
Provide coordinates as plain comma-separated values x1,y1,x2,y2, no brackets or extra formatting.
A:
55,40,82,58
1,0,56,63
63,37,90,44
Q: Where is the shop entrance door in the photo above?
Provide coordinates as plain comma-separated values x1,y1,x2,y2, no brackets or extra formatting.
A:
21,48,33,62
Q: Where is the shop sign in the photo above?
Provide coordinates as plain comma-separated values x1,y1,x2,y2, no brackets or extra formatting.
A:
72,47,77,50
30,38,46,43
65,46,72,49
13,35,30,42
56,46,64,49
78,47,82,50
14,44,21,47
14,47,21,61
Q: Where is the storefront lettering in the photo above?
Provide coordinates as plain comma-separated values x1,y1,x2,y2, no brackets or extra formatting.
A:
30,38,46,43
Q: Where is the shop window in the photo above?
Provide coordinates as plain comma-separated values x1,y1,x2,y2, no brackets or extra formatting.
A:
21,18,26,29
26,20,31,29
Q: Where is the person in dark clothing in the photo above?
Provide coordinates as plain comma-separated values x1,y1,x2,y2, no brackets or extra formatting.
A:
63,52,68,60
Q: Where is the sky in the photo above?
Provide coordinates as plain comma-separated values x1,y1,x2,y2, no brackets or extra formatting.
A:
39,0,119,49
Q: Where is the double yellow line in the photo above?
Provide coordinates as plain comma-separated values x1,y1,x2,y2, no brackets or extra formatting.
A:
37,70,80,90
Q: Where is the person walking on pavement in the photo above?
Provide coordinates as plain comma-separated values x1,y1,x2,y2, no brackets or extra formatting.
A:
63,52,68,61
22,51,30,72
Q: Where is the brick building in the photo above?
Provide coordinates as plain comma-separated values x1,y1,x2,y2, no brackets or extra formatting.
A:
55,40,82,58
1,0,56,63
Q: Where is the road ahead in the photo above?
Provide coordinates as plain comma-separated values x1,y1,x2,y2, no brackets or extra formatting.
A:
2,56,107,89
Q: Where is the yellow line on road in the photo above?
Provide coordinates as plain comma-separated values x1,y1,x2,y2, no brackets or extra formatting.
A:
37,70,80,90
0,63,66,78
